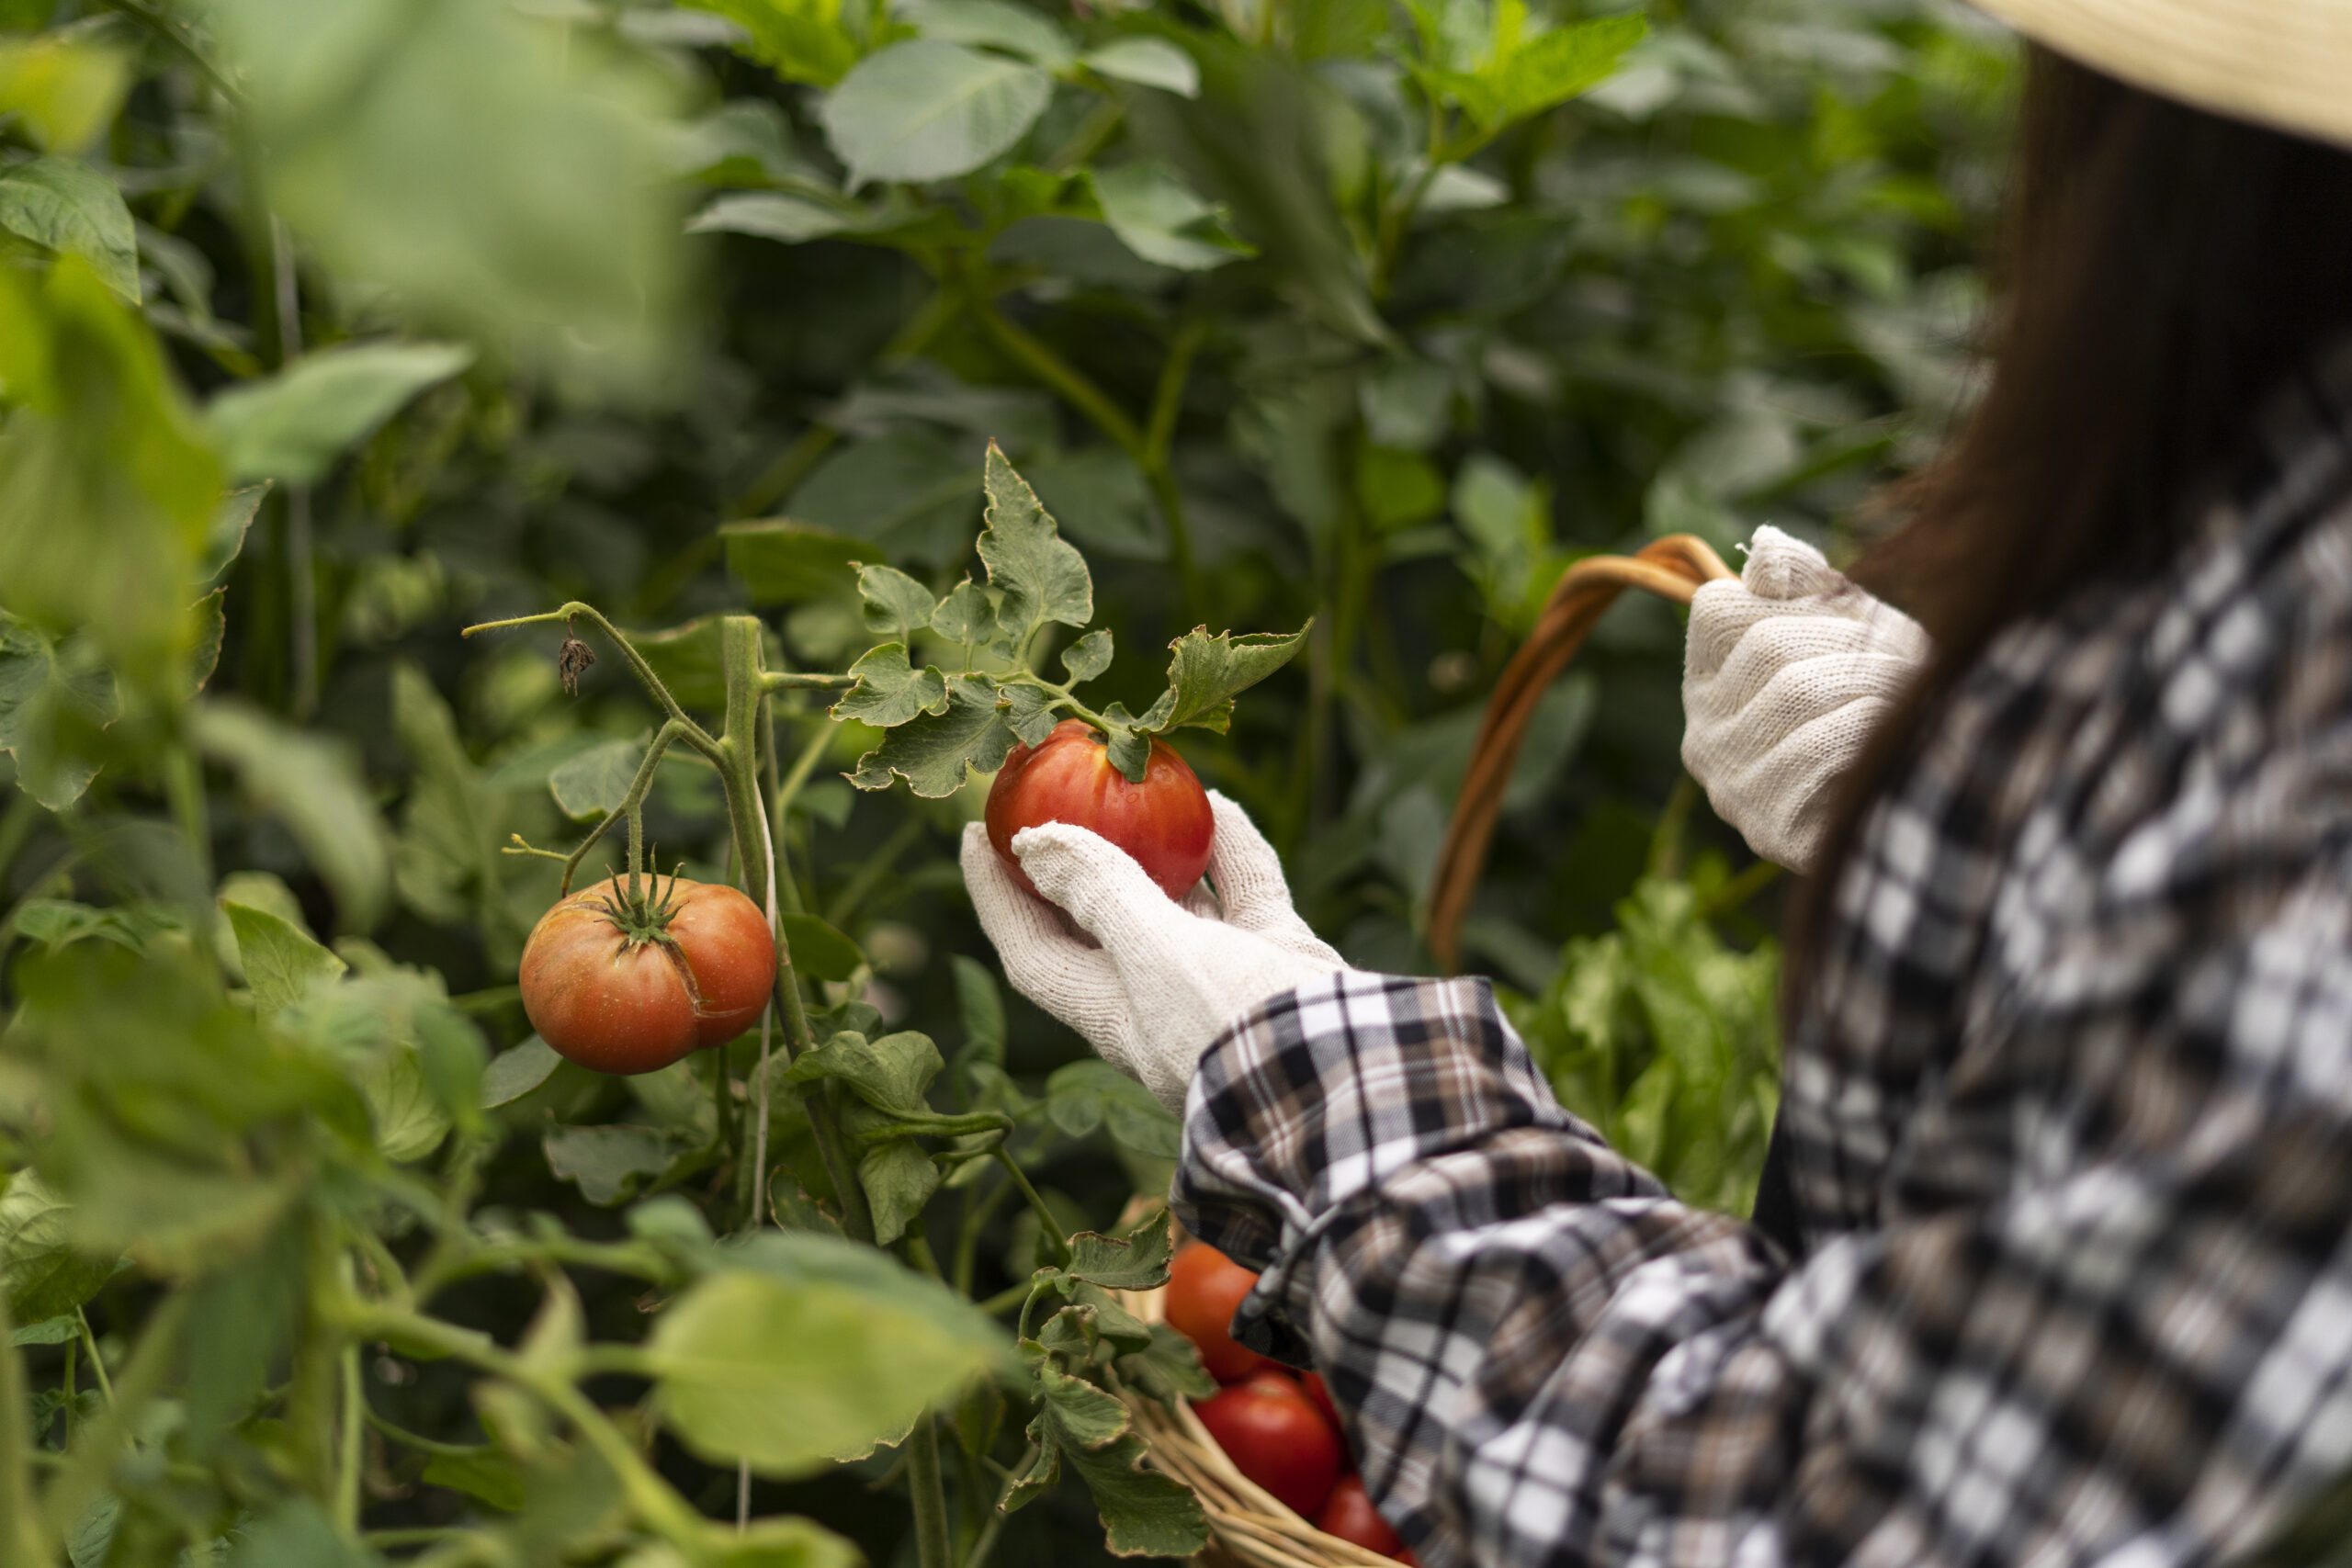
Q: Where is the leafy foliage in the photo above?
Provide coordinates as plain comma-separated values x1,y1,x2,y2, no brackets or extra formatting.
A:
0,0,2018,1563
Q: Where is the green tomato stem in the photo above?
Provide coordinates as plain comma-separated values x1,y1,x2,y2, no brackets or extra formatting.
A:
907,1415,956,1568
991,1149,1074,1269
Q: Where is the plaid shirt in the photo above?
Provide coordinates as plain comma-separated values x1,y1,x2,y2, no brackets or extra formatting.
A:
1171,344,2352,1567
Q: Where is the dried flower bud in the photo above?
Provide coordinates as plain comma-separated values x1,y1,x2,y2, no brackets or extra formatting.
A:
558,636,595,695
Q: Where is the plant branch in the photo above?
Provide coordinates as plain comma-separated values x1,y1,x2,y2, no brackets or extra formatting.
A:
907,1416,956,1568
990,1149,1073,1268
760,671,855,692
336,1343,364,1537
462,602,721,753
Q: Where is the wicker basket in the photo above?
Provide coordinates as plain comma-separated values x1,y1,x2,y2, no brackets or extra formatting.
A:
1111,1278,1405,1568
1113,541,1736,1565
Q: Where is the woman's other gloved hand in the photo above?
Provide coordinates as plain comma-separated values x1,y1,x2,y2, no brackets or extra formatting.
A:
960,790,1350,1115
1681,525,1931,873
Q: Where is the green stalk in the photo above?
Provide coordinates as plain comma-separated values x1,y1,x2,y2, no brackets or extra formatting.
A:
906,1416,956,1568
42,1292,193,1540
335,1343,364,1538
991,1149,1073,1269
0,1292,55,1568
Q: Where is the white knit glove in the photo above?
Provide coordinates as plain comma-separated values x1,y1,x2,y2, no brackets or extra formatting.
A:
960,791,1351,1114
1681,525,1931,874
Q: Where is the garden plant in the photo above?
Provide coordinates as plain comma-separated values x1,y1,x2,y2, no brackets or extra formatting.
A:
0,0,2013,1562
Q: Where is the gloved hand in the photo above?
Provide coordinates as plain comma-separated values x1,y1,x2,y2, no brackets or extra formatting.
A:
960,791,1351,1115
1682,525,1931,874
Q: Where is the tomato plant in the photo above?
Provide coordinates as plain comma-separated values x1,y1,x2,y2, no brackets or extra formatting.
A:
985,720,1215,900
0,0,2015,1562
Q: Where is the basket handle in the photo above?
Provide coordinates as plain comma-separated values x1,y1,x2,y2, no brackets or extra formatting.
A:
1426,534,1736,972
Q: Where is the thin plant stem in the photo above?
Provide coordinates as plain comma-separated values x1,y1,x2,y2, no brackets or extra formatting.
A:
75,1307,115,1406
43,1292,193,1540
990,1149,1073,1268
907,1416,956,1568
363,1406,483,1460
0,1292,52,1568
336,1343,364,1537
959,1508,1007,1568
462,602,723,756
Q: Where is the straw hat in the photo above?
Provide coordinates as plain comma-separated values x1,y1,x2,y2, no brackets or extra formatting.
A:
1968,0,2352,152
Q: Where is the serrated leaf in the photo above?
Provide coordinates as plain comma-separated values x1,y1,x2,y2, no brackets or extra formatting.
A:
1138,622,1311,736
820,40,1052,187
1485,12,1646,129
857,1138,941,1247
846,674,1017,797
0,616,119,809
543,1124,680,1206
1121,1322,1217,1405
222,899,348,1019
202,483,270,583
548,731,651,820
206,342,474,485
0,156,138,303
1002,682,1058,747
648,1261,1003,1474
930,579,998,645
1060,1213,1176,1291
831,643,948,728
1060,627,1114,683
856,564,940,644
780,912,864,983
1033,1365,1207,1556
1080,38,1198,96
978,442,1091,644
721,519,869,603
9,1314,76,1347
782,1030,942,1118
0,1170,117,1325
1045,1060,1182,1157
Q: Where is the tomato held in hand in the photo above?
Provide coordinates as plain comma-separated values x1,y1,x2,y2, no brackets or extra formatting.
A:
1194,1373,1342,1517
1165,1242,1267,1382
1317,1474,1408,1559
984,719,1214,901
520,874,777,1074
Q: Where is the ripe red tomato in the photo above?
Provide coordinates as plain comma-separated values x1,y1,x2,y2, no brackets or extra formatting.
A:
984,719,1213,901
520,875,776,1074
1194,1375,1341,1517
1317,1475,1407,1559
1165,1242,1267,1382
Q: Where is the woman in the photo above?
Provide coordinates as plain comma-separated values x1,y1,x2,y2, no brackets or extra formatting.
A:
963,3,2352,1562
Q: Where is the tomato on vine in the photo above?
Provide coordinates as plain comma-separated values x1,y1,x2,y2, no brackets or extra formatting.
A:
520,873,776,1074
985,719,1214,901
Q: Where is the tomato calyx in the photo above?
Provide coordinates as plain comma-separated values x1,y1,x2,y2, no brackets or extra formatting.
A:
587,868,711,1008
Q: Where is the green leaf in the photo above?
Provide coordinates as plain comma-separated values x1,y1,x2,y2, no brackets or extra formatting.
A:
193,699,391,931
222,898,348,1018
902,0,1075,66
1060,627,1114,683
0,1170,116,1324
648,1260,1005,1474
421,1447,527,1512
1121,1322,1217,1406
1002,681,1059,747
951,954,1005,1068
543,1124,681,1206
183,1214,302,1454
0,32,135,153
1137,622,1313,737
482,1037,564,1108
780,912,864,983
361,1043,453,1163
930,579,999,646
206,343,473,485
0,615,118,809
782,1030,942,1117
856,564,943,644
799,434,983,569
846,673,1019,797
226,1498,381,1568
1091,161,1253,271
831,643,948,728
820,41,1053,187
1045,1059,1182,1158
689,190,862,246
680,0,859,86
704,1517,864,1568
1058,1212,1176,1291
978,441,1091,643
1485,12,1647,128
548,731,652,820
631,615,764,711
722,519,870,603
1080,38,1199,96
856,1138,941,1247
9,1314,76,1346
0,156,139,302
66,1492,119,1568
1031,1365,1208,1557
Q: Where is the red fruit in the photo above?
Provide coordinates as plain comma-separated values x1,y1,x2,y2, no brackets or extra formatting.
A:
984,719,1214,901
1301,1371,1340,1429
1194,1376,1342,1517
519,875,777,1074
1317,1474,1406,1559
1165,1242,1267,1382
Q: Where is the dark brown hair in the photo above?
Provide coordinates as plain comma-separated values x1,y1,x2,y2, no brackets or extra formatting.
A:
1791,44,2352,989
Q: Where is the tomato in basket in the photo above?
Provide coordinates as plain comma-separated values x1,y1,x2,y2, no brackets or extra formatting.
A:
1317,1474,1408,1559
1166,1241,1268,1382
1193,1371,1342,1517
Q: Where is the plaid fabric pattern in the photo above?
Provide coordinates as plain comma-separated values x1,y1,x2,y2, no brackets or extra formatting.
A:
1172,343,2352,1568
